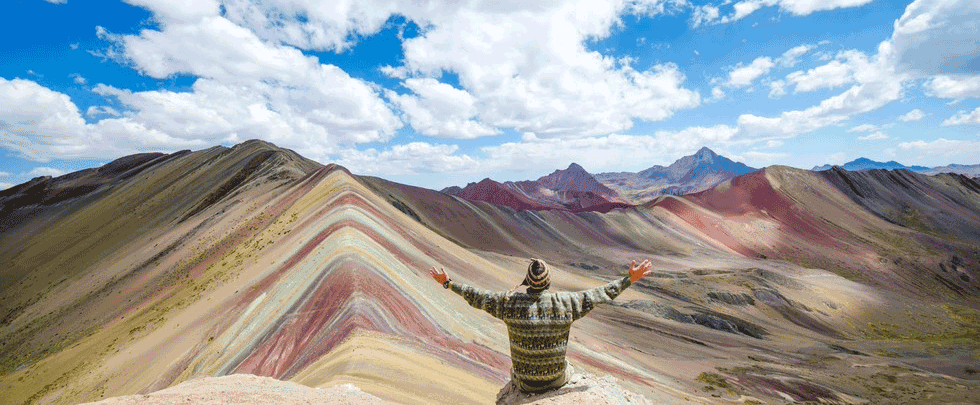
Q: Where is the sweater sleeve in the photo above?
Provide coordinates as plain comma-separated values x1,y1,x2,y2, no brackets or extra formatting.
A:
449,281,504,319
568,276,632,321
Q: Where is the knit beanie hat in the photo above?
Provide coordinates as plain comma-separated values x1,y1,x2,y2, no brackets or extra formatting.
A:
522,258,550,291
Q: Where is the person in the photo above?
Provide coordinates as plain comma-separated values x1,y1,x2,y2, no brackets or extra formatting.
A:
429,258,653,393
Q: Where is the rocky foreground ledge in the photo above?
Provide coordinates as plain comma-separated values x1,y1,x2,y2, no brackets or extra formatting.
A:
496,373,651,404
83,374,388,405
81,373,650,404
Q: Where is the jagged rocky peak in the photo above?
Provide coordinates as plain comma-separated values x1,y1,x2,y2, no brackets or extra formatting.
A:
694,146,717,160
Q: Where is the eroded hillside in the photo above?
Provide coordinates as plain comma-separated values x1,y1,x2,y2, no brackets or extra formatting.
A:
1,141,979,404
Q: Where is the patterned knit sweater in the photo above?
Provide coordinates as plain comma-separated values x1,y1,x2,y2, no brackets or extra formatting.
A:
449,276,633,392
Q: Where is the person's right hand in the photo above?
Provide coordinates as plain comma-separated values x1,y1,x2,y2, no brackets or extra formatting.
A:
429,267,449,284
628,260,652,283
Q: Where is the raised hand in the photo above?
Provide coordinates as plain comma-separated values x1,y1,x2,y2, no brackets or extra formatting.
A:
628,259,653,283
429,266,449,284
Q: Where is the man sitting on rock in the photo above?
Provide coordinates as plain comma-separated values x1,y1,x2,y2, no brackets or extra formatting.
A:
429,258,652,393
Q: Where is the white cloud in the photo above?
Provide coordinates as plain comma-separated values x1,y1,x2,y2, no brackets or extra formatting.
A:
392,0,701,138
768,79,786,98
82,13,402,156
27,167,66,177
765,140,784,148
890,0,980,76
70,73,87,85
847,124,880,132
742,150,787,162
785,50,872,93
386,78,499,139
710,86,725,101
0,77,93,161
86,105,121,117
337,142,480,175
691,0,876,26
856,131,889,141
691,4,721,27
942,107,980,126
776,44,814,67
899,137,980,157
479,125,738,174
727,57,774,88
69,43,79,50
899,108,925,121
117,0,700,140
44,0,66,3
124,0,219,23
828,152,849,164
0,171,10,177
0,182,14,190
924,75,980,100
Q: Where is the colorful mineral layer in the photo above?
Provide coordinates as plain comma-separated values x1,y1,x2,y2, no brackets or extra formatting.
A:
2,140,980,404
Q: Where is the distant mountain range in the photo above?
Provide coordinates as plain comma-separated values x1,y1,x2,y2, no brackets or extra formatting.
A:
441,163,630,212
811,157,930,172
442,148,980,212
811,158,980,178
595,147,756,204
442,147,756,210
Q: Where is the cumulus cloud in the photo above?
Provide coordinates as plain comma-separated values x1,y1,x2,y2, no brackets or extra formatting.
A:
899,137,980,156
19,7,405,161
924,75,980,100
942,107,980,125
742,150,787,162
785,50,873,93
27,167,66,177
386,78,499,139
70,73,87,85
847,124,880,132
86,105,121,117
726,57,775,88
337,142,480,175
768,79,787,98
890,0,980,76
691,4,720,27
390,0,701,138
115,0,700,141
776,44,814,67
899,108,925,121
0,182,14,190
0,77,95,161
478,125,738,174
691,0,876,26
710,86,726,101
856,131,889,141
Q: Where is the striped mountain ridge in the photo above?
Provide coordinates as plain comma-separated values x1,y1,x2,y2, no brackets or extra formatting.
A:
595,147,757,204
1,140,979,404
442,163,631,213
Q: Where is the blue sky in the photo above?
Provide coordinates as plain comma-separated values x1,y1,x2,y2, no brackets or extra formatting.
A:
2,0,979,191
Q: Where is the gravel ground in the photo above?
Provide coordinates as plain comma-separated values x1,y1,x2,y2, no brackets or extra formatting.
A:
82,374,391,405
496,373,651,405
82,373,650,405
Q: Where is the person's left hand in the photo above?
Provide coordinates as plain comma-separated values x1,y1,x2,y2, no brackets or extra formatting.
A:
628,260,653,283
429,267,449,284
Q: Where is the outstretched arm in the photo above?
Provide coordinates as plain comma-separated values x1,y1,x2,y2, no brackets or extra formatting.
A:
569,260,652,320
428,266,503,319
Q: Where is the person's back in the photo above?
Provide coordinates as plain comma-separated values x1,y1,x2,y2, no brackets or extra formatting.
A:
429,258,651,392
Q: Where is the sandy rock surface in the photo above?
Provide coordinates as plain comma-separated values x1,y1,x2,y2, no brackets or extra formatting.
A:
496,373,651,405
82,374,391,405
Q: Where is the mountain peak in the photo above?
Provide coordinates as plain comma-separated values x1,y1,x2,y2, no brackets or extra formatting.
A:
696,146,717,157
566,162,586,172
